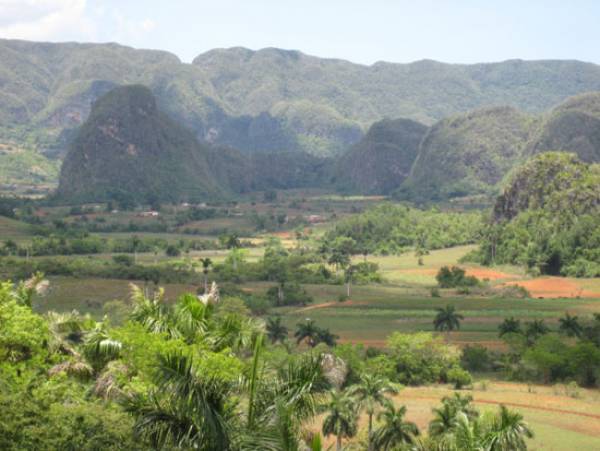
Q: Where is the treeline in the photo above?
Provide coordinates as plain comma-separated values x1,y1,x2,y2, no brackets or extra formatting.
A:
0,234,219,257
470,153,600,277
323,204,482,255
462,313,600,388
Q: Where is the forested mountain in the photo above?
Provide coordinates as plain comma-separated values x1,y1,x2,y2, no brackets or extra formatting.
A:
56,85,222,204
527,92,600,163
57,85,334,203
6,38,600,202
398,107,537,201
4,38,600,162
475,152,600,276
335,118,427,194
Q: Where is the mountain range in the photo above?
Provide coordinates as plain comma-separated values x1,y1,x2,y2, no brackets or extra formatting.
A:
4,38,600,202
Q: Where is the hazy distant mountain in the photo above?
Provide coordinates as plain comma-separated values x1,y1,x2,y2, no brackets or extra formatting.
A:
528,92,600,163
335,118,427,194
56,85,222,204
398,106,537,201
4,38,600,162
57,85,335,203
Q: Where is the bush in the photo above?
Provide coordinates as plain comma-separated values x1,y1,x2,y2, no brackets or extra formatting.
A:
436,266,479,288
165,245,181,257
447,366,473,389
461,345,491,372
112,255,134,266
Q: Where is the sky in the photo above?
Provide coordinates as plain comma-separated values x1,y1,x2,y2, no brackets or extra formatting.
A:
0,0,599,65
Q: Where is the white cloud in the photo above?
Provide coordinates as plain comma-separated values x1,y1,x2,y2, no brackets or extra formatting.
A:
0,0,94,41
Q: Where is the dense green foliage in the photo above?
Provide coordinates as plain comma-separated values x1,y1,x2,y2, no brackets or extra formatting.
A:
399,107,536,201
335,118,427,194
323,204,482,255
56,85,222,204
4,275,546,450
5,38,600,192
494,313,600,387
474,153,600,276
528,92,600,163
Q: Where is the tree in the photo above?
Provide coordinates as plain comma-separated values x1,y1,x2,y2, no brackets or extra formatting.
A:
124,351,235,450
348,374,398,450
558,313,582,338
433,305,464,340
316,328,339,347
498,317,521,337
266,317,288,344
321,390,358,451
295,319,320,347
429,393,478,437
524,320,549,344
486,405,534,451
344,265,355,298
199,257,212,293
372,402,419,450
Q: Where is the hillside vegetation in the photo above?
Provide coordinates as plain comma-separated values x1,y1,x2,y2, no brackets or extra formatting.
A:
398,107,537,201
56,85,222,204
475,152,600,276
335,118,427,194
4,38,600,162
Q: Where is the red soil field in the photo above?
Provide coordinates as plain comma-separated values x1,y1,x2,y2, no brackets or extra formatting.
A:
504,277,600,299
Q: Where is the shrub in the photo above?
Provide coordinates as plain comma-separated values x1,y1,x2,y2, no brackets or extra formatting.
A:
436,266,479,288
447,366,473,389
461,345,491,372
165,245,181,257
112,255,134,266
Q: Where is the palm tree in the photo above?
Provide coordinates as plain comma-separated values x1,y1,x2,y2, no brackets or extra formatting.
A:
83,320,122,372
486,405,534,451
173,293,211,342
124,351,235,450
433,305,464,340
129,284,177,337
498,317,522,337
295,319,320,347
316,328,339,347
524,319,548,344
428,401,458,437
249,354,329,450
344,265,355,298
266,317,288,344
46,310,87,356
559,313,582,338
199,257,212,293
348,374,398,450
372,402,419,450
321,390,358,451
429,393,478,437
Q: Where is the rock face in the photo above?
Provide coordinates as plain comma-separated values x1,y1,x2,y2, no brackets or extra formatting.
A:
400,107,535,201
528,92,600,163
56,85,221,204
492,152,600,222
335,118,428,194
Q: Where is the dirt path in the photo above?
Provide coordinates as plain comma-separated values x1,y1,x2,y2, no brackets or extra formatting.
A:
293,300,365,313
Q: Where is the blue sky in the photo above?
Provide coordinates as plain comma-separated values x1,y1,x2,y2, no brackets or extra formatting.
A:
1,0,598,65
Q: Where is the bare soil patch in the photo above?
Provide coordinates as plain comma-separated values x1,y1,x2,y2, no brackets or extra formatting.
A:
504,277,600,299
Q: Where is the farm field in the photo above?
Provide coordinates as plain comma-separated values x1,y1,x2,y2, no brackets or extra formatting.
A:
310,381,600,450
35,245,600,350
